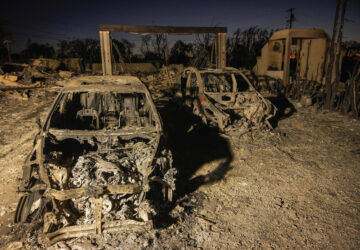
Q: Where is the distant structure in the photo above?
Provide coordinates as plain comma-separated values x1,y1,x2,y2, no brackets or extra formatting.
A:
253,28,337,85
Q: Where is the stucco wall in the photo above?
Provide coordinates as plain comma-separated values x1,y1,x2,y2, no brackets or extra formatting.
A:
299,38,327,82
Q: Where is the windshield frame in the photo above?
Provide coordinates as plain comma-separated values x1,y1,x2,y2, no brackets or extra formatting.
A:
43,89,162,134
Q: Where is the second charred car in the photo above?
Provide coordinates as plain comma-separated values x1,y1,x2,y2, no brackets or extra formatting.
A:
15,76,176,243
181,67,277,131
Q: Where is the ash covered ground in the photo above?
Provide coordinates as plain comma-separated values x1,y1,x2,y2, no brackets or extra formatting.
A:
0,74,360,249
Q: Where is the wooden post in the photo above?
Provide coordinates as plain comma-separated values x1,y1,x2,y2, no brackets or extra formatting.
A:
283,29,292,85
99,25,227,71
99,31,112,75
216,33,226,68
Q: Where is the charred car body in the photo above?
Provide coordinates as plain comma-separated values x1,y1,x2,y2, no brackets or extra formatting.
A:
181,67,277,131
15,76,176,243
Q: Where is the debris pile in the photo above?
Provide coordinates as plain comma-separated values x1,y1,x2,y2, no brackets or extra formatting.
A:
0,70,42,100
0,58,84,100
254,74,360,118
45,139,155,228
31,58,84,73
140,64,183,101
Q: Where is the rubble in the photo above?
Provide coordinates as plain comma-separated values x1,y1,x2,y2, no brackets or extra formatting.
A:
58,70,74,79
31,58,84,73
138,64,184,103
91,62,157,74
0,71,42,100
0,57,81,100
0,75,41,90
61,58,84,73
5,241,23,250
32,58,61,71
0,74,18,82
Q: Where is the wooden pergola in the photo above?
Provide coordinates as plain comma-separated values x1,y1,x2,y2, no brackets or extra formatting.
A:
99,25,227,75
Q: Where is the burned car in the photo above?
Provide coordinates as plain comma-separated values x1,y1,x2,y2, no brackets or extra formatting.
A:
181,67,277,131
14,76,176,243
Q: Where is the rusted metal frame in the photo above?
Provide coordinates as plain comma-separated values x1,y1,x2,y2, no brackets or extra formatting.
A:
14,196,27,222
43,212,57,233
43,92,68,132
44,184,141,201
144,89,163,131
184,67,231,129
204,92,237,105
204,93,264,111
197,78,227,127
184,73,192,107
185,67,255,93
47,220,152,243
18,184,47,197
184,67,204,93
140,131,161,189
45,184,142,236
201,100,229,130
44,86,162,134
62,83,148,93
232,69,277,121
236,70,256,91
231,73,237,93
38,137,51,187
19,137,48,191
63,85,163,131
48,129,159,141
20,148,39,191
62,77,146,89
149,176,174,201
183,67,276,128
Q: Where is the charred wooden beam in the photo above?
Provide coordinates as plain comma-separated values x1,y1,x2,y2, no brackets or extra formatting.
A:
99,25,227,34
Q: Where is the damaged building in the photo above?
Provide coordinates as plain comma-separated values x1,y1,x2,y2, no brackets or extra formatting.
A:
253,28,338,85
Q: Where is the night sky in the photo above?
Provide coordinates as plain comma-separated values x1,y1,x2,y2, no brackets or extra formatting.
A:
1,0,359,52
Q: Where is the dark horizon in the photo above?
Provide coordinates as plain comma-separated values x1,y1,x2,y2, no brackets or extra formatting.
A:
1,0,359,52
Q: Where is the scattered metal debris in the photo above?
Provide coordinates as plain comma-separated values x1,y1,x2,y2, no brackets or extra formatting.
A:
14,76,176,243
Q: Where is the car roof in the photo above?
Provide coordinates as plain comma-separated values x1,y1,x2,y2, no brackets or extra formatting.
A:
61,75,147,92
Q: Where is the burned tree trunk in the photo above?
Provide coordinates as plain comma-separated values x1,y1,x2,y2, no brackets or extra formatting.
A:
330,0,348,110
351,64,360,118
325,0,341,109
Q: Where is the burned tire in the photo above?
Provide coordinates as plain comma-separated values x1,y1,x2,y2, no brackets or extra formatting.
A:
14,190,43,223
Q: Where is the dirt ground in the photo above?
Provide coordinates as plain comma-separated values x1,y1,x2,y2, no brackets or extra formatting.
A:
0,82,359,249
